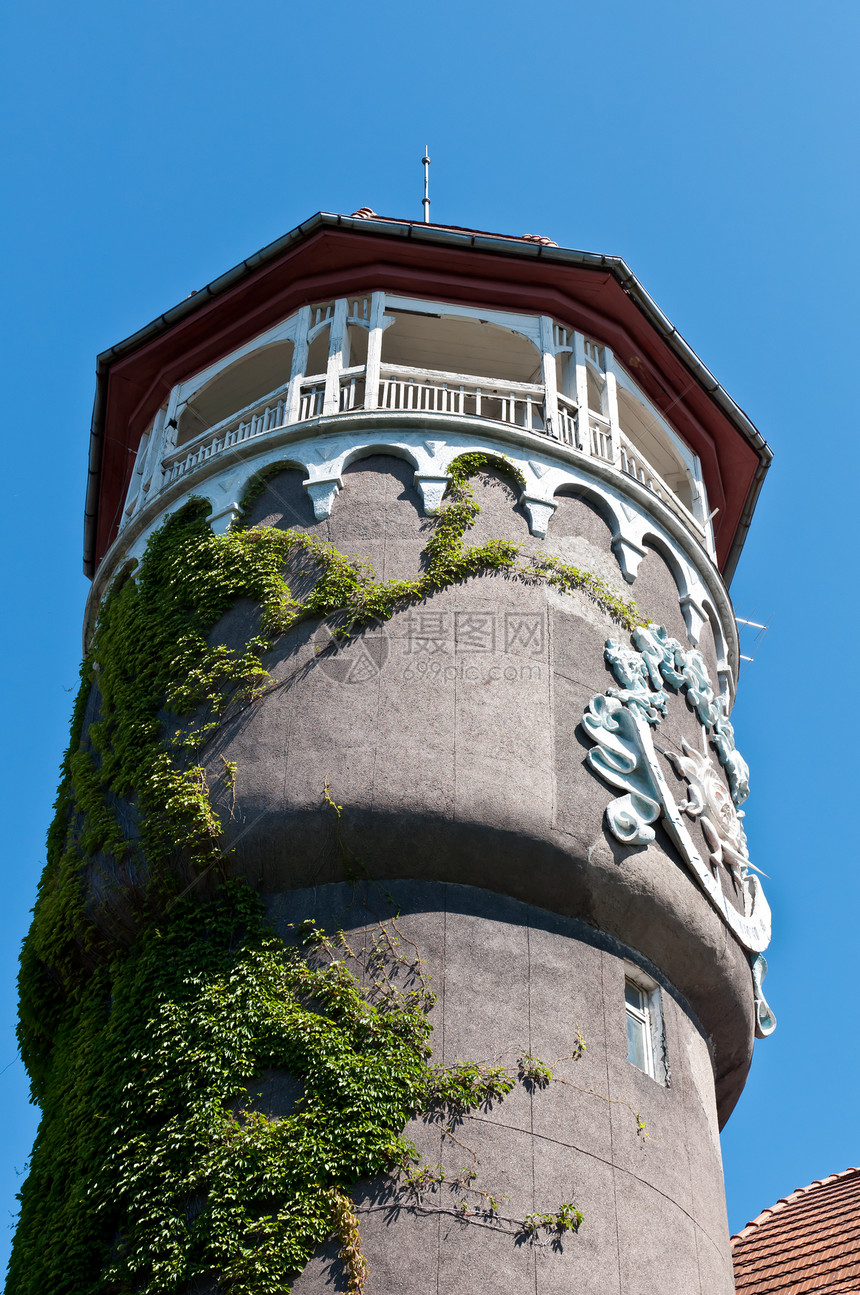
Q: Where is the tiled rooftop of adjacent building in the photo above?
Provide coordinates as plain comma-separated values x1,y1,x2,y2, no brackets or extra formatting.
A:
732,1167,860,1293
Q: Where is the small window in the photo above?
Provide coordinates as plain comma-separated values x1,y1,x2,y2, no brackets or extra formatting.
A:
624,973,665,1081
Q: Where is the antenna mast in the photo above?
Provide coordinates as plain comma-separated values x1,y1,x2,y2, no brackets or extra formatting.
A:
422,146,431,223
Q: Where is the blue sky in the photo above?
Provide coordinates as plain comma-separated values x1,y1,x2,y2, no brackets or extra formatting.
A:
1,0,858,1270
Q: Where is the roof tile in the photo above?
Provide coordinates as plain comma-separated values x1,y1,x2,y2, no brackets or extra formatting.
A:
732,1168,860,1293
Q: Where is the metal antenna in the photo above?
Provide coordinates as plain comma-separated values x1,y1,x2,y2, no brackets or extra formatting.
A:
735,610,772,675
422,146,431,223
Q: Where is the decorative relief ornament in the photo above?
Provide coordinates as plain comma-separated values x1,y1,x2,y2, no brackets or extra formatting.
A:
604,639,667,724
582,623,775,1036
582,695,662,844
666,740,750,887
751,953,777,1038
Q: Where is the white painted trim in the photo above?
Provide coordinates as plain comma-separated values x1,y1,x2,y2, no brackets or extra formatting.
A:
85,414,740,688
304,476,343,519
539,315,560,441
163,386,182,455
413,472,451,515
521,495,557,539
156,299,707,559
613,360,699,477
174,315,299,406
612,358,710,548
623,964,668,1085
378,362,544,395
381,293,542,346
362,292,386,412
139,405,168,498
603,349,623,470
287,305,312,425
323,298,348,417
572,332,591,453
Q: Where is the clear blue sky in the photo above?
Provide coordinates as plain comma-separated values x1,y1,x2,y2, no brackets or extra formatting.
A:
1,0,857,1272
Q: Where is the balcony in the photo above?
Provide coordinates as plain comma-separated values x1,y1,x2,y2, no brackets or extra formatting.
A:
132,293,713,553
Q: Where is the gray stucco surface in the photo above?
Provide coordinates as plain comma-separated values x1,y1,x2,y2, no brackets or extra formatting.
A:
263,880,735,1295
201,457,755,1123
84,452,754,1294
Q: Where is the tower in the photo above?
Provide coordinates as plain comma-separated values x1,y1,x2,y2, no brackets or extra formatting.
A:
11,210,774,1295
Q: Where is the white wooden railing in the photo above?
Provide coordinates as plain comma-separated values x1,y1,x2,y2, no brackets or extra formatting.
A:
339,367,366,412
298,378,325,422
555,393,578,446
378,364,545,432
158,362,704,544
618,430,704,537
163,385,291,483
589,415,614,462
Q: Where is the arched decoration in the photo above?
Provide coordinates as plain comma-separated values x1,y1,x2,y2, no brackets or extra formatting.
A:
176,341,294,447
106,558,140,599
87,420,741,681
639,530,713,645
230,460,318,533
616,388,695,513
701,597,733,704
549,480,644,582
461,463,532,546
639,531,688,599
582,341,607,414
700,598,728,669
300,442,425,523
586,365,605,414
550,482,617,540
340,442,423,476
345,324,368,368
199,454,312,536
381,311,542,384
634,537,692,645
304,325,330,381
341,451,427,538
234,457,310,517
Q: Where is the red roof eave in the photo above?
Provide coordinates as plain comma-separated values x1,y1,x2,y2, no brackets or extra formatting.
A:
87,215,771,578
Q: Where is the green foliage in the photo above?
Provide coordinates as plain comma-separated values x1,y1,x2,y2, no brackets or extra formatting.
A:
517,1053,554,1089
231,450,644,637
13,449,628,1292
424,1061,515,1112
10,884,436,1294
10,886,581,1294
522,1204,584,1239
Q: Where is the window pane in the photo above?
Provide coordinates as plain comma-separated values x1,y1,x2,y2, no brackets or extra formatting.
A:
626,1010,649,1072
625,982,645,1012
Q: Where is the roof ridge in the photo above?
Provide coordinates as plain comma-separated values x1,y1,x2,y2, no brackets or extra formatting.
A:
732,1168,860,1247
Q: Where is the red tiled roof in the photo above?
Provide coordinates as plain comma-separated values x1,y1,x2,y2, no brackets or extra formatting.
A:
732,1168,860,1293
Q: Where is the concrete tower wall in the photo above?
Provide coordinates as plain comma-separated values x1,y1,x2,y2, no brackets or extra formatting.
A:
199,458,754,1106
273,881,736,1295
99,454,752,1294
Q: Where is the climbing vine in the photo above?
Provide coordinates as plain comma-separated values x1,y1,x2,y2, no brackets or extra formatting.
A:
232,451,644,635
11,884,584,1294
11,452,642,1293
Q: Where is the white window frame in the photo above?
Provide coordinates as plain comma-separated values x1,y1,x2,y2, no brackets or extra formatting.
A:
624,967,666,1083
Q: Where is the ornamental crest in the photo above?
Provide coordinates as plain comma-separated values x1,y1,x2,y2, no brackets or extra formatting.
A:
582,623,775,1038
668,740,749,886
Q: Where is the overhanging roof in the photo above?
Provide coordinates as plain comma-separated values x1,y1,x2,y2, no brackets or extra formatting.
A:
84,211,772,579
